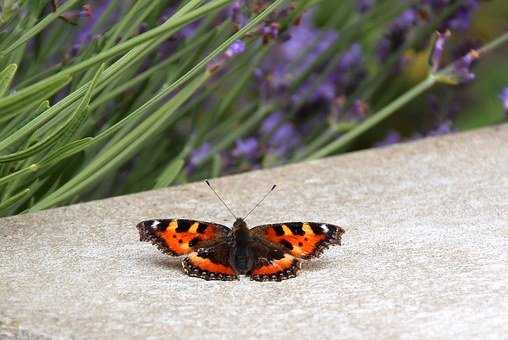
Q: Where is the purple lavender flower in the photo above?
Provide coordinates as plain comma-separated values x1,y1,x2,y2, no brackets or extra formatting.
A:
230,0,247,28
74,0,110,50
377,9,419,60
225,40,246,58
188,143,211,169
451,49,479,83
261,22,280,44
376,131,401,147
339,43,363,70
333,44,366,96
500,88,508,117
357,0,375,13
445,0,480,32
260,111,284,135
427,120,453,136
268,122,301,157
430,30,450,73
232,138,259,160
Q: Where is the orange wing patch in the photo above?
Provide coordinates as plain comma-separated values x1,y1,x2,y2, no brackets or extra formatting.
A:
137,219,229,256
182,247,238,281
182,252,238,280
249,254,300,281
255,222,344,259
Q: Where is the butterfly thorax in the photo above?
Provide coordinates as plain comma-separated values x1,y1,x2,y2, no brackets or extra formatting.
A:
229,218,254,274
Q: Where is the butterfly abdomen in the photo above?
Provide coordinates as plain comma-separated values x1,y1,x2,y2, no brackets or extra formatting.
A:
229,218,255,274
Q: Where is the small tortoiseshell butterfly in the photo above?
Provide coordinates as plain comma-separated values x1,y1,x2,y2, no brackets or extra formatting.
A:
137,180,345,281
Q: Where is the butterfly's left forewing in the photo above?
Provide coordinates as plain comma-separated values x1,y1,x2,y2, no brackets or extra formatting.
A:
251,222,344,259
137,219,230,256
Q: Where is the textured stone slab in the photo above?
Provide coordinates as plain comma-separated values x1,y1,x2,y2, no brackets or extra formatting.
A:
1,125,508,339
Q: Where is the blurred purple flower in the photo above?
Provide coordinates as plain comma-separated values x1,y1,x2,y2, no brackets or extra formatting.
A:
430,30,450,73
427,120,453,136
188,143,211,169
357,0,375,13
500,88,508,117
261,22,280,43
74,0,110,49
230,0,247,28
376,131,401,147
268,122,301,157
260,111,284,134
377,9,419,60
445,0,480,32
225,40,246,58
281,13,337,65
232,138,259,159
339,43,363,70
452,49,479,83
334,44,366,95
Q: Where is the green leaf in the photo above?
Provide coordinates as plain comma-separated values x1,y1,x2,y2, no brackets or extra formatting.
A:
154,159,185,189
40,138,94,169
0,0,81,57
0,188,30,215
0,63,17,97
0,164,39,186
0,74,71,116
0,64,103,163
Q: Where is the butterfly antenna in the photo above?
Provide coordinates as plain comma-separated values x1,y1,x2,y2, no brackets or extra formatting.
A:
243,184,277,221
205,180,237,219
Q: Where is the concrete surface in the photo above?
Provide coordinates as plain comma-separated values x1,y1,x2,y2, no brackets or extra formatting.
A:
1,125,508,339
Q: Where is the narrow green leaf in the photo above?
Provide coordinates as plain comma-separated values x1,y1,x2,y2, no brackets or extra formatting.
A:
0,188,30,214
0,64,17,97
0,64,103,163
0,74,71,115
0,100,49,140
154,159,185,189
40,138,94,169
211,155,222,178
0,164,38,186
0,0,81,57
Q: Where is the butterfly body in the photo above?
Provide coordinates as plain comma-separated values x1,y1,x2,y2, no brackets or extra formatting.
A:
137,217,345,282
229,218,255,274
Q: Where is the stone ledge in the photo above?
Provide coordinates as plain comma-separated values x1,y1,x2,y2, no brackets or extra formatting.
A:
1,125,507,339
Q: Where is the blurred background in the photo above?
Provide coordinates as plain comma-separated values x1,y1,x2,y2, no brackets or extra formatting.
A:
0,0,507,216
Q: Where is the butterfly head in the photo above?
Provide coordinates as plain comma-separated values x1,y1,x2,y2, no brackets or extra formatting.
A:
232,218,248,231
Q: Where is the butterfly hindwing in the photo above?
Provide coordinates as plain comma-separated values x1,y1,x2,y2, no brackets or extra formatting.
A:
182,241,239,281
247,237,301,281
137,219,230,256
251,222,345,259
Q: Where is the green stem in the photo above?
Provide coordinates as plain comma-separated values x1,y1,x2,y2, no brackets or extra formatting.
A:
308,76,436,159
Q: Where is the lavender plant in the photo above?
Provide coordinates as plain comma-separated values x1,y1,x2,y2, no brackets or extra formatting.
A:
0,0,507,216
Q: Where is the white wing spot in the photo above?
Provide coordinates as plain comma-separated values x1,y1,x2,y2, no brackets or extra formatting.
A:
151,220,161,229
321,224,329,233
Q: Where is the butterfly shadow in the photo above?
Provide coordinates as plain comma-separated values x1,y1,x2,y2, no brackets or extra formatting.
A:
302,258,334,273
137,255,182,272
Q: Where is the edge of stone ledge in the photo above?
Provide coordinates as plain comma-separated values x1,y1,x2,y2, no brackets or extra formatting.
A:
1,123,507,222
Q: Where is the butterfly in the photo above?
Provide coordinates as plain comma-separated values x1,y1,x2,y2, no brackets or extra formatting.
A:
136,181,345,281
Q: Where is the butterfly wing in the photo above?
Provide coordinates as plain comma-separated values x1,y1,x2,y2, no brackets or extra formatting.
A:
247,236,301,281
182,241,239,281
250,222,345,259
137,219,230,256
